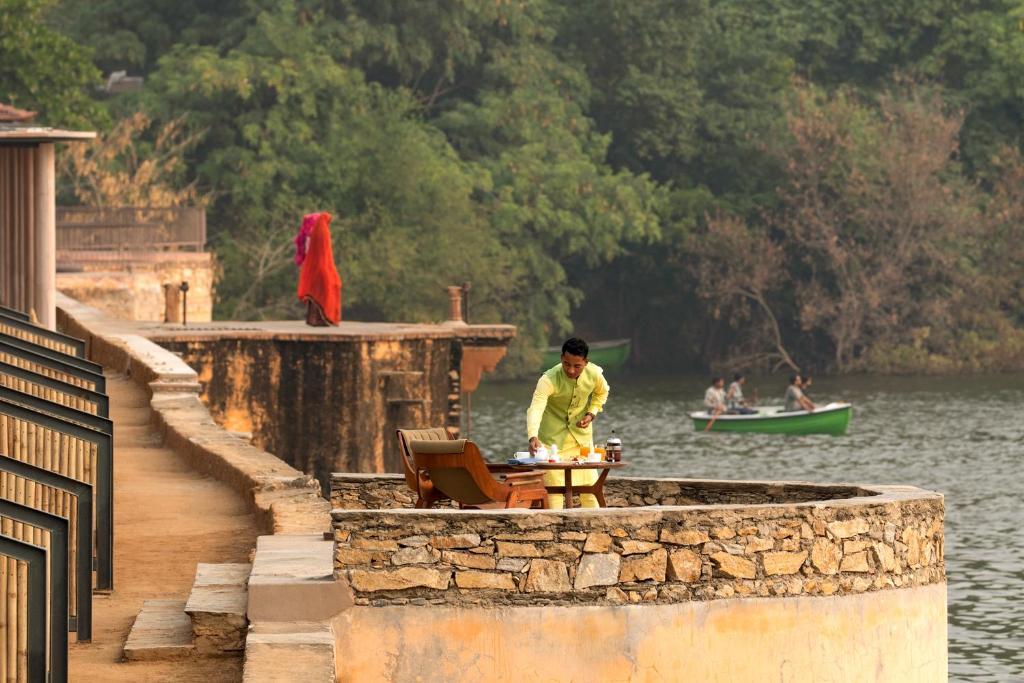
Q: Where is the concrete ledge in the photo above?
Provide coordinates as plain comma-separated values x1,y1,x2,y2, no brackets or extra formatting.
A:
248,535,353,622
56,293,331,536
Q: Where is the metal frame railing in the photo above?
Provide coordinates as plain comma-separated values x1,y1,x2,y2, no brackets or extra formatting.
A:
0,536,48,682
0,361,109,417
0,455,93,643
0,313,86,358
0,399,112,591
0,386,112,438
0,340,106,394
0,500,69,681
0,307,29,322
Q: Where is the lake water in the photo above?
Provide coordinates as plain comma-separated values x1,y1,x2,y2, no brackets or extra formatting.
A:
470,372,1024,681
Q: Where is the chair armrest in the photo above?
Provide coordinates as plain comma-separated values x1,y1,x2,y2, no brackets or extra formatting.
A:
485,464,516,473
504,472,546,487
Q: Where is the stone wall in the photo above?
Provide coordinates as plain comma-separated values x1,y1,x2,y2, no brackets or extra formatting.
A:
331,473,869,510
331,479,944,607
56,251,214,322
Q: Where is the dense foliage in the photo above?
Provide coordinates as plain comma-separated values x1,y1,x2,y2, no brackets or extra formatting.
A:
6,0,1024,373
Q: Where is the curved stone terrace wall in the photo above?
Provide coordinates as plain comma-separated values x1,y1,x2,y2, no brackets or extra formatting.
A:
330,474,944,607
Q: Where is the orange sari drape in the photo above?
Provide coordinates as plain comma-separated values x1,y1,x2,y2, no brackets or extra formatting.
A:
296,212,342,324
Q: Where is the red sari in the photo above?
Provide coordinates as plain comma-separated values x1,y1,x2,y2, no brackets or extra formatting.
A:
295,212,342,325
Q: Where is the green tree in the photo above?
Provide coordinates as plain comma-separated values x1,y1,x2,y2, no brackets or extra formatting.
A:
0,0,105,127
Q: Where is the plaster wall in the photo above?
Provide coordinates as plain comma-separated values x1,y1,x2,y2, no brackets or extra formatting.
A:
332,583,947,682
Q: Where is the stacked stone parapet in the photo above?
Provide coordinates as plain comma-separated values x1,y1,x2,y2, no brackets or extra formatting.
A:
330,477,944,607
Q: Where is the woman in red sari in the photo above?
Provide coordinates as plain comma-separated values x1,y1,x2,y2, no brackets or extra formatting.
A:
294,212,342,326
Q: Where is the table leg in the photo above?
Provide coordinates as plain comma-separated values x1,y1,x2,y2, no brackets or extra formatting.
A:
564,468,574,509
593,468,611,507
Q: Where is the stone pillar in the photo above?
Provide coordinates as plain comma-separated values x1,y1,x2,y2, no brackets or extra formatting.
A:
33,143,56,329
445,286,466,326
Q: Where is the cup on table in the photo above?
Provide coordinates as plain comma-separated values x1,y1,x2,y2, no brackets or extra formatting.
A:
579,446,590,462
585,447,601,463
595,447,606,462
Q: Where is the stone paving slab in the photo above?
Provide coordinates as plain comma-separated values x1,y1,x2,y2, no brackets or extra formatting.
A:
123,599,194,661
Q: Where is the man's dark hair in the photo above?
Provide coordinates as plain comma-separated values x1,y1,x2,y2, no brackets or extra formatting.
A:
732,372,744,381
711,376,723,385
789,374,801,385
561,337,589,358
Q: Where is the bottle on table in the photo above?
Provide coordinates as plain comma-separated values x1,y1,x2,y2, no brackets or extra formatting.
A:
606,431,622,462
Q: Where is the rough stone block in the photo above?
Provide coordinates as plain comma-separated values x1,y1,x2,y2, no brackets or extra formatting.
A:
762,551,808,576
745,537,774,553
583,533,613,553
826,518,869,539
667,549,701,583
430,534,482,549
542,543,582,562
660,528,709,546
711,552,756,579
496,542,542,558
348,567,452,591
618,540,662,556
455,571,517,590
442,551,497,570
525,559,571,592
391,546,441,566
811,538,841,575
619,549,667,583
574,553,621,590
840,551,872,573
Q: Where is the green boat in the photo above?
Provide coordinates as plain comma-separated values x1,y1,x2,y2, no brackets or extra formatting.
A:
540,338,632,371
689,402,852,436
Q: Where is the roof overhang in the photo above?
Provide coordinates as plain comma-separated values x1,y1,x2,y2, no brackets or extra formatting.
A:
0,125,96,145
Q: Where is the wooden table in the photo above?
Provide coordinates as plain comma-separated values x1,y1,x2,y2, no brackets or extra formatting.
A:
506,461,626,508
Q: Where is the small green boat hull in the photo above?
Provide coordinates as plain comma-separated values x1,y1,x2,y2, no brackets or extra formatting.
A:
690,404,852,436
541,338,632,372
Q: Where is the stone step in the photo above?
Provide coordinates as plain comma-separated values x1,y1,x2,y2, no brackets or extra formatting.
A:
123,599,194,661
113,423,163,446
247,534,351,622
185,562,250,656
243,622,335,682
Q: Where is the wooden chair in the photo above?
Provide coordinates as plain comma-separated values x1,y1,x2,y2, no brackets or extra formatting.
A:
397,428,515,508
409,439,547,510
397,427,451,508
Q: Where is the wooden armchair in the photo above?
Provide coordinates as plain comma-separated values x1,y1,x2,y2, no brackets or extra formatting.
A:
409,439,547,510
397,428,514,508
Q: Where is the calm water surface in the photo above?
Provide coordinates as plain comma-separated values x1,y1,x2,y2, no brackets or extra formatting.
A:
470,373,1024,681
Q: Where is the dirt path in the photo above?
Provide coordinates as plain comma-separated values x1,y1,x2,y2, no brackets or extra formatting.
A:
68,374,259,682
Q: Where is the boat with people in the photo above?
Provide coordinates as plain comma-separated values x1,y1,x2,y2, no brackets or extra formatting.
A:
540,338,631,371
689,402,853,435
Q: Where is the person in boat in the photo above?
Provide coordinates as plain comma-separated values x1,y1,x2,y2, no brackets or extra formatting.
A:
526,337,610,509
704,377,727,415
784,374,815,412
295,211,342,326
725,372,757,415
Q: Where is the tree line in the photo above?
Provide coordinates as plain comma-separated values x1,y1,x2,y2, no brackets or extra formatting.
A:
4,0,1024,374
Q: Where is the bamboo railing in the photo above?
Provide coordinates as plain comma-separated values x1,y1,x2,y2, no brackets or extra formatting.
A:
0,309,107,680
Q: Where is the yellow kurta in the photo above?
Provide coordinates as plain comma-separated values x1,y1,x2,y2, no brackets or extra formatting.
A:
526,363,610,508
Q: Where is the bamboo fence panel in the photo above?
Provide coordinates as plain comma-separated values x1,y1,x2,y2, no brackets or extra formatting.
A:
0,323,78,358
0,375,95,415
0,353,94,391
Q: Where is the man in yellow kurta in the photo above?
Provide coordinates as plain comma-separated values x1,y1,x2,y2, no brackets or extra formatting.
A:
526,337,610,508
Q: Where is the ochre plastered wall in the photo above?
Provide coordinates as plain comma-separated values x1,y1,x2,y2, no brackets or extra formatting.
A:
333,584,947,682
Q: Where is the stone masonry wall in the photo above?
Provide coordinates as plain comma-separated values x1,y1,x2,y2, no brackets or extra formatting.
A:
331,473,868,510
331,480,944,607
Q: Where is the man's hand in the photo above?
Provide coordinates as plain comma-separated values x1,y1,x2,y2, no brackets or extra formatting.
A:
576,412,595,428
528,437,541,454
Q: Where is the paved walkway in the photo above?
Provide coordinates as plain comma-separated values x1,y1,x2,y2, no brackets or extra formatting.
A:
68,374,259,682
